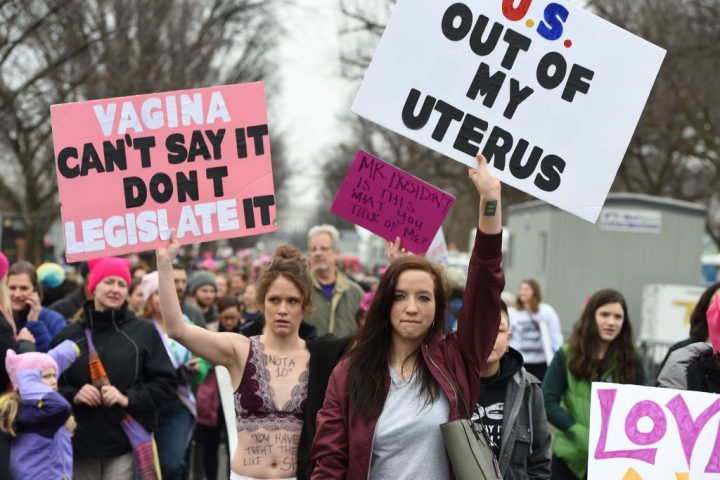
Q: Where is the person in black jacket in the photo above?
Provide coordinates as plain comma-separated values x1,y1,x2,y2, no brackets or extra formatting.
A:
48,262,91,320
296,334,353,480
51,257,176,480
656,281,720,376
473,302,551,480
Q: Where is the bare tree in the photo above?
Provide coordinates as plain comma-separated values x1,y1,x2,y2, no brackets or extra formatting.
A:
589,0,720,246
0,0,289,262
333,0,720,249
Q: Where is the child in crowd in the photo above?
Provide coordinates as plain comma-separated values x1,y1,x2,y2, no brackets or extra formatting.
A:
0,340,80,480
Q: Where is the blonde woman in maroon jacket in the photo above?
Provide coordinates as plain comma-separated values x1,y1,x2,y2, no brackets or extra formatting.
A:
310,155,504,480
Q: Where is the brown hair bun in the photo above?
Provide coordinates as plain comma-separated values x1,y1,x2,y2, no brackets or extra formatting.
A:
274,244,303,261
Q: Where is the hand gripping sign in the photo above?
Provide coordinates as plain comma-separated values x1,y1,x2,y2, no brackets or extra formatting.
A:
51,83,277,262
331,150,455,256
352,0,665,222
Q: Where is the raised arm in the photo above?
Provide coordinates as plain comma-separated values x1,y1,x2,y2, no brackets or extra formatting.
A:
471,154,502,236
156,233,249,386
457,154,504,378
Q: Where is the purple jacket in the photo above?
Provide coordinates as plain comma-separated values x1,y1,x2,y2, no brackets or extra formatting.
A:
9,340,78,480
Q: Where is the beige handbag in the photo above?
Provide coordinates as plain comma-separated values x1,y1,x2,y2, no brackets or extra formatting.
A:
440,383,503,480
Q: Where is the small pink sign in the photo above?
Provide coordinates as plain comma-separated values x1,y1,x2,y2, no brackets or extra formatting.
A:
51,83,277,262
330,150,455,255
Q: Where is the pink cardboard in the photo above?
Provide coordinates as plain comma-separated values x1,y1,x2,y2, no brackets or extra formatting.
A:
330,150,455,255
51,83,277,262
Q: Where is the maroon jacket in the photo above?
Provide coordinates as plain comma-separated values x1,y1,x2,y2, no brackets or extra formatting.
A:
311,230,504,479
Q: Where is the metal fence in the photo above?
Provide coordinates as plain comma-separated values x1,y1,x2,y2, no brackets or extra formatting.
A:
638,340,674,386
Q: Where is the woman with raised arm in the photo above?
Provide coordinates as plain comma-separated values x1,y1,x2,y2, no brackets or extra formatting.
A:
158,241,312,480
310,154,505,479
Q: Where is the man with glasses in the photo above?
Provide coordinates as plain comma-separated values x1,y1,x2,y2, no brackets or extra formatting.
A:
306,224,363,337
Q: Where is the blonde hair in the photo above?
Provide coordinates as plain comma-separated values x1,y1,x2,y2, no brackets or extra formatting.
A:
0,392,20,436
0,280,10,316
0,277,13,333
0,391,76,438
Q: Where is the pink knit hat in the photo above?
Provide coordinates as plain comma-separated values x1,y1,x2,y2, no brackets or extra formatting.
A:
0,252,8,279
708,294,720,353
359,292,375,313
141,271,159,302
5,349,58,388
88,257,132,293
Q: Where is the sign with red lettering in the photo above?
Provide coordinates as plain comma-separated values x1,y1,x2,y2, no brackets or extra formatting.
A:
330,150,455,255
589,383,720,479
51,83,277,262
352,0,665,223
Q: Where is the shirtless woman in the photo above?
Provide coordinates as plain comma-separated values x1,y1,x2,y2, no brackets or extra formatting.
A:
158,236,311,480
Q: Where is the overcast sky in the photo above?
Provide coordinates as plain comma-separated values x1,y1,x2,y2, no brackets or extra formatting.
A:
274,0,358,207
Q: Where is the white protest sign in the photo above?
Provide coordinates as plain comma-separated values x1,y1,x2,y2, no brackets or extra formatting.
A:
589,383,720,479
425,227,449,265
352,0,666,223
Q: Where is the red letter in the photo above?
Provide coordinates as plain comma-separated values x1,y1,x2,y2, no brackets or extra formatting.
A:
502,0,533,21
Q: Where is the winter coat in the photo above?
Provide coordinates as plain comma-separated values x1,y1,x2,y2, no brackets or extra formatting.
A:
8,340,79,480
310,230,504,479
543,345,646,479
656,337,698,376
15,307,66,352
306,270,364,337
48,286,86,321
51,301,177,459
297,334,354,480
656,341,719,393
476,348,552,480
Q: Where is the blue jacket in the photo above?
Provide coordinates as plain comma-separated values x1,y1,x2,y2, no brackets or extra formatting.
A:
16,307,66,352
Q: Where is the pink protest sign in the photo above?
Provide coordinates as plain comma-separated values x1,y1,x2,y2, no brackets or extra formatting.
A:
330,150,455,255
51,83,276,262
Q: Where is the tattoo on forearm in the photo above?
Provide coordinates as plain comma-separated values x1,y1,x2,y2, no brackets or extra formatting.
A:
484,200,498,217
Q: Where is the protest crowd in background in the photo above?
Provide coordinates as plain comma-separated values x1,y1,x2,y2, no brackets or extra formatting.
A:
0,211,718,479
0,0,717,478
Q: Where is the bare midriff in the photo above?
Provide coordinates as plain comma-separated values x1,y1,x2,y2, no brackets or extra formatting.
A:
233,427,301,478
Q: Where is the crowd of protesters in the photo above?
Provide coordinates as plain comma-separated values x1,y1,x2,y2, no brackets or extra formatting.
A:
0,156,718,480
